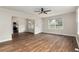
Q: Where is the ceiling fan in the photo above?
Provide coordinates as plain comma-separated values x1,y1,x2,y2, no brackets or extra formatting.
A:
35,8,51,14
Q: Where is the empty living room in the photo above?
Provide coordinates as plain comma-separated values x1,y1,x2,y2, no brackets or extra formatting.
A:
0,6,79,52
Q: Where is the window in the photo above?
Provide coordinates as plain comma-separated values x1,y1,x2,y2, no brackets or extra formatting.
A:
48,17,63,29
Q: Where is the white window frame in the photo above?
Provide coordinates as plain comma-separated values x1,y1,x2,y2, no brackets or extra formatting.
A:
48,17,64,29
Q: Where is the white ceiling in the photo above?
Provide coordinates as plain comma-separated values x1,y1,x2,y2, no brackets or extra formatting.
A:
1,6,76,17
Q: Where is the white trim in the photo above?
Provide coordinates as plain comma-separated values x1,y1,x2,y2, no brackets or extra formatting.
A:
0,38,12,43
76,35,79,48
43,32,76,37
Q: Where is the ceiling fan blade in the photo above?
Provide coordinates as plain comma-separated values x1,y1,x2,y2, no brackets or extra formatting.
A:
45,10,51,12
35,11,40,12
35,8,51,14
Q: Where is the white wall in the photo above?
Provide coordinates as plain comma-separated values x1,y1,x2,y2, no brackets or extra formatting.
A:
77,7,79,35
42,12,77,36
0,14,12,42
27,19,34,33
34,17,42,34
0,8,28,42
0,7,39,42
76,7,79,48
12,17,27,33
18,18,27,33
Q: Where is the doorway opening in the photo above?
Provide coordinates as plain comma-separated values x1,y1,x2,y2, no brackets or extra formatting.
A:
27,19,34,33
13,22,19,34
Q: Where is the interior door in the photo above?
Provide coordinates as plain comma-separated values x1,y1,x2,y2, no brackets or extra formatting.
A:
27,19,34,33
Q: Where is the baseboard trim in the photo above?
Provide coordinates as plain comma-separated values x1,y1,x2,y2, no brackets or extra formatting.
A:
0,39,12,43
75,48,79,52
41,32,76,38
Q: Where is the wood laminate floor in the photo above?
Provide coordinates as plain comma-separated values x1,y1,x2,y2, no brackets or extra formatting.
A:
0,32,78,52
